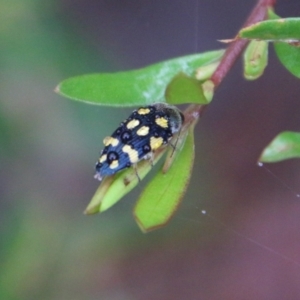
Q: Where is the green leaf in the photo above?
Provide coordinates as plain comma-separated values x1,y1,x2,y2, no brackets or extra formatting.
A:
56,50,224,107
267,10,300,78
133,124,195,232
202,80,215,103
259,131,300,163
243,40,268,80
165,72,209,105
240,18,300,40
195,61,219,81
84,176,115,214
267,7,280,21
274,40,300,78
85,148,167,214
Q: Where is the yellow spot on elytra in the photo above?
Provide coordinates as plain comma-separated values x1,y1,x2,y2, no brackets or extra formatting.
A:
103,136,119,147
136,126,149,136
127,119,140,129
110,160,119,169
99,154,107,163
137,108,150,115
155,117,168,128
122,145,139,163
150,137,163,150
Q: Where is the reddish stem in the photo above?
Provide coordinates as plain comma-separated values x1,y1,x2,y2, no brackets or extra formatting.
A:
185,0,276,123
211,0,276,88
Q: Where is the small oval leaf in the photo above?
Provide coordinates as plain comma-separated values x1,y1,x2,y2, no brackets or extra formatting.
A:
274,41,300,78
240,18,300,41
202,80,215,103
243,40,268,80
133,125,195,232
267,10,300,78
259,131,300,163
56,50,224,107
165,72,208,105
195,61,219,81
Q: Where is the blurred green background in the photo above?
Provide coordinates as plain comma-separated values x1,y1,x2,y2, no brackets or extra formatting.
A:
1,0,300,299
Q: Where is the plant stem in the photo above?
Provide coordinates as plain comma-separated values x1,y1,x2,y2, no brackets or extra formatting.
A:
185,0,276,123
211,0,276,88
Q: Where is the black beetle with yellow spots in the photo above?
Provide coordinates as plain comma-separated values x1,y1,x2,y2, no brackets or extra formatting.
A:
94,102,184,181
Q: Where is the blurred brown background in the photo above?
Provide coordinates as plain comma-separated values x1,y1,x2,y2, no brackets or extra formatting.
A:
1,0,300,299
